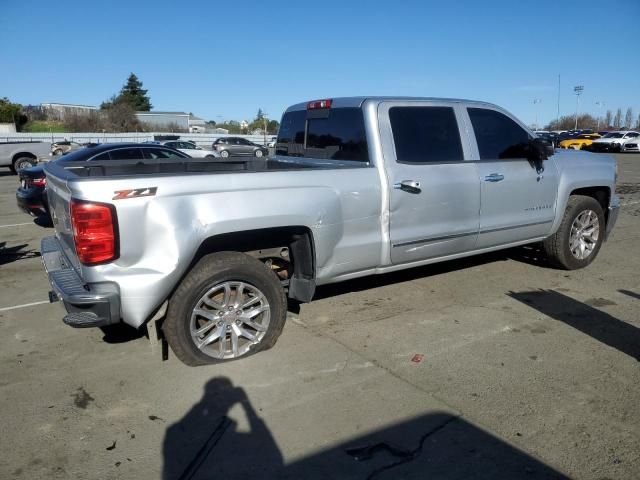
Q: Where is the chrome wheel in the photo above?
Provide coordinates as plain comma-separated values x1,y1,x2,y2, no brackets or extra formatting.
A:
190,281,270,360
569,209,600,260
254,149,263,157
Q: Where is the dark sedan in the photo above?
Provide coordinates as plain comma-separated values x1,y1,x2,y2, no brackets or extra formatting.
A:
16,143,189,222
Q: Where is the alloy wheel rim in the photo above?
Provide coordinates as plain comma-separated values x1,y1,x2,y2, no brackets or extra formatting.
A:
569,209,600,260
190,281,270,359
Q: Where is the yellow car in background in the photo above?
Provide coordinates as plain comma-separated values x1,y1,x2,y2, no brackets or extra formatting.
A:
559,133,601,150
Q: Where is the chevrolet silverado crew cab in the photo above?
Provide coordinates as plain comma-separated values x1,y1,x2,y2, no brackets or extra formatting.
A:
41,97,620,366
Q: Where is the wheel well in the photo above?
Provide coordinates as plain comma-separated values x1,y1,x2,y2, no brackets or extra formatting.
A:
191,226,316,302
570,186,610,221
12,152,37,162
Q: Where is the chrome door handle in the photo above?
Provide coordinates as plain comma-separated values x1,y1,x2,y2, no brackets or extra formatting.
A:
393,180,421,193
483,173,504,182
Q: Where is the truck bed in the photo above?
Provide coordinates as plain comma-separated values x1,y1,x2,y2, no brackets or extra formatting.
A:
45,156,369,180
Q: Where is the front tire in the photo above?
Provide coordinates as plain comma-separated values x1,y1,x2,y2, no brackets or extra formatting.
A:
254,149,263,157
163,252,287,366
220,150,230,158
543,195,605,270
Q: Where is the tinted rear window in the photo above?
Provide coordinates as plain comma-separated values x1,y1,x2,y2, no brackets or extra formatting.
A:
276,108,369,162
389,106,463,163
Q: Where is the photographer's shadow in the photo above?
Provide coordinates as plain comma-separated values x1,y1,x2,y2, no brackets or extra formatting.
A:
162,377,283,480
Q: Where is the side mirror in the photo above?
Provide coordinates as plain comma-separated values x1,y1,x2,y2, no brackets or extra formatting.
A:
528,138,554,162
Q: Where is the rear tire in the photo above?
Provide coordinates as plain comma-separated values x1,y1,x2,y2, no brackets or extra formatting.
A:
543,195,605,270
163,252,287,366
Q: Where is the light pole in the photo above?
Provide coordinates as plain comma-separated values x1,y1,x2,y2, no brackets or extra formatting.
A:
533,99,541,130
595,101,605,130
573,85,584,130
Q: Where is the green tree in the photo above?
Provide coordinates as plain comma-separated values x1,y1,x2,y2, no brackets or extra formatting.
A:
0,97,28,131
101,73,152,111
255,108,264,121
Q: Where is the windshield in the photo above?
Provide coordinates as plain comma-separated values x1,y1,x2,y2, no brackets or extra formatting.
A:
603,133,623,138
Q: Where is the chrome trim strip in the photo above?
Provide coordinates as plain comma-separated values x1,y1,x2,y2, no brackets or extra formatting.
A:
393,230,477,247
392,220,553,248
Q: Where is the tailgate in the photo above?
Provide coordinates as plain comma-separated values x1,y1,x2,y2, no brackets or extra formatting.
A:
45,170,82,273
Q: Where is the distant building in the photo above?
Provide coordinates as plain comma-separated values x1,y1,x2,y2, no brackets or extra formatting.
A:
41,103,97,121
212,127,229,134
135,111,190,130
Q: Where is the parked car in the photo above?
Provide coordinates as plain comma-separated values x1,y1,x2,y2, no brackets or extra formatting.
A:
0,141,51,173
16,143,189,220
621,136,640,153
51,141,82,156
212,137,269,157
558,133,601,150
267,136,277,148
40,97,619,366
591,131,640,152
150,140,220,158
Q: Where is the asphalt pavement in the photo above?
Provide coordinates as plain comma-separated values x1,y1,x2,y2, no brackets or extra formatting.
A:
0,154,638,479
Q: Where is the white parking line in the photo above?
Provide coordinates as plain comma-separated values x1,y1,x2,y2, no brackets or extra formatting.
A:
0,222,34,228
0,300,50,312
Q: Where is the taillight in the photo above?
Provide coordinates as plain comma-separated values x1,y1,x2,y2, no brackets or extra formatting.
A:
307,99,332,110
32,177,46,187
70,200,118,265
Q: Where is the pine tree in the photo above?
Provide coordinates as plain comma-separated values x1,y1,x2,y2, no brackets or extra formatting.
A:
117,73,152,111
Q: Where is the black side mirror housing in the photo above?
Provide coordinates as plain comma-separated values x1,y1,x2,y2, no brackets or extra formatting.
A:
527,138,554,162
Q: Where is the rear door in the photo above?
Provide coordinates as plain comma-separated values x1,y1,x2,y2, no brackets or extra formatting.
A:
379,102,480,264
465,107,559,248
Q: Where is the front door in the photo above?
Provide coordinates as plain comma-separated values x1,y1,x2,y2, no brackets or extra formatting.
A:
465,107,559,248
379,102,481,265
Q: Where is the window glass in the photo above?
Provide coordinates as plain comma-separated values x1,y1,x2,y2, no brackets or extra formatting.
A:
626,132,639,138
164,142,177,148
143,148,187,159
468,108,531,159
90,152,110,161
389,106,463,163
277,108,368,162
108,148,144,160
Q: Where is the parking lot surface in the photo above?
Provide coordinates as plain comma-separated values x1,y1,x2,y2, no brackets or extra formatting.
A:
1,154,639,479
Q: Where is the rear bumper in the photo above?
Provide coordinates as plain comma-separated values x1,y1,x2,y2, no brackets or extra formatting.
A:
605,195,620,241
16,189,48,217
41,236,121,328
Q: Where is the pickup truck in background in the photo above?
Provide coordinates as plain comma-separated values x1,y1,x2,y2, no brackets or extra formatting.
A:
0,140,52,172
41,97,619,366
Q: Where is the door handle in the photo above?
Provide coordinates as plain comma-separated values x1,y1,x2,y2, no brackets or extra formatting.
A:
483,173,504,182
393,180,421,193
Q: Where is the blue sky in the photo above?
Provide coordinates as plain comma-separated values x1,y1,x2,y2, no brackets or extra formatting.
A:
1,0,639,126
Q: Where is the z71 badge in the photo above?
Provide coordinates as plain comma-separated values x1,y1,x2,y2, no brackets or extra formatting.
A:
112,187,157,200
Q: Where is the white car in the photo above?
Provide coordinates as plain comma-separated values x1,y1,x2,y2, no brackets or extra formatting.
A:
591,131,640,152
160,140,220,158
622,135,640,153
267,136,277,148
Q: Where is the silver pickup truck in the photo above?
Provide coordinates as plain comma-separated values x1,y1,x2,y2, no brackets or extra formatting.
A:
41,97,620,366
0,140,52,172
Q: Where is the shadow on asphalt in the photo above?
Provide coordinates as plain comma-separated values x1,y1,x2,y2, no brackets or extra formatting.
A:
100,323,146,344
0,242,41,266
34,215,53,228
619,289,640,301
162,377,567,479
508,289,640,362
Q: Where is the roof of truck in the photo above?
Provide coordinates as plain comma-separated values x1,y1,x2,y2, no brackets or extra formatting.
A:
285,96,499,112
